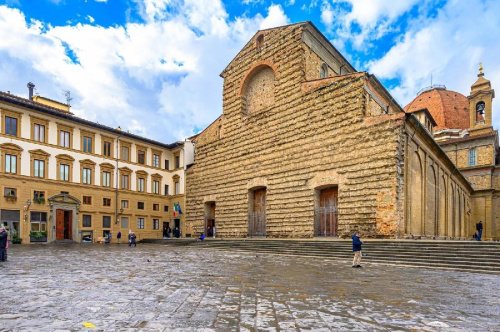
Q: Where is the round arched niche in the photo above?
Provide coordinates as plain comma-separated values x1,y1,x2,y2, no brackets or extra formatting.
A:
241,64,276,115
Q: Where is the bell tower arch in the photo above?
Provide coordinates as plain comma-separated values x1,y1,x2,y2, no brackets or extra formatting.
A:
468,63,495,136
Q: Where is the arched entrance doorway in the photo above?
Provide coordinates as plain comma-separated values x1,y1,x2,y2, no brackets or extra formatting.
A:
315,187,338,236
248,187,266,237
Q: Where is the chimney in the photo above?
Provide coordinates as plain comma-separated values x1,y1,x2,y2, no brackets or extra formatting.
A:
27,82,35,100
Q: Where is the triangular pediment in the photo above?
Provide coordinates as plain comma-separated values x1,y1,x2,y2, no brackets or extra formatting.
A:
29,149,50,157
48,193,81,205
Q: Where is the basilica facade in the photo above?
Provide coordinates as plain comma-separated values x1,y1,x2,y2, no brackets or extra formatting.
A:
186,22,497,240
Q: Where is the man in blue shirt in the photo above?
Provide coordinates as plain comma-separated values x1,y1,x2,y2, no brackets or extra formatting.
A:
352,231,363,268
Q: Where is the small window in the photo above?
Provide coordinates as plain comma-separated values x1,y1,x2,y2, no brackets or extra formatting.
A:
164,205,169,212
83,196,92,205
34,124,45,142
153,203,159,211
5,154,17,174
60,164,70,181
153,154,160,168
103,198,111,207
5,116,18,136
121,174,129,189
164,184,169,196
121,216,129,229
59,130,71,148
82,168,92,184
102,216,111,228
4,187,16,198
174,181,180,195
138,202,144,210
82,136,93,153
103,141,112,157
164,159,169,170
153,219,159,230
138,178,145,192
175,155,180,169
121,145,129,161
34,159,45,178
121,200,129,209
320,63,328,78
138,150,145,164
137,217,145,229
33,191,45,204
153,180,160,194
469,148,476,166
30,212,47,234
102,171,111,187
82,215,92,227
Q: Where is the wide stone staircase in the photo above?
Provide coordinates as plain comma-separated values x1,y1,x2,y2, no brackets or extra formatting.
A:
142,238,500,274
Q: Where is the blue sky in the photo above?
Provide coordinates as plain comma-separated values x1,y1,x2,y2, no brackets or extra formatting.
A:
0,0,499,142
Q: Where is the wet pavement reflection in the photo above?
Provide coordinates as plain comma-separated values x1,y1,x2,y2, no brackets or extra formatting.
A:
0,244,499,331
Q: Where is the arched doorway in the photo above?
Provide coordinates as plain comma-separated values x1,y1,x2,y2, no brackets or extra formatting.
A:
248,187,266,237
315,187,338,237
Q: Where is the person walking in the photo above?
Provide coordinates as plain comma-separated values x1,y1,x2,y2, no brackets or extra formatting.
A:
476,221,483,241
117,231,122,244
352,231,363,268
0,226,8,262
128,230,137,247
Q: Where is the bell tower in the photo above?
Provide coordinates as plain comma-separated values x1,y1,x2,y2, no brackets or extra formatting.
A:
468,63,495,136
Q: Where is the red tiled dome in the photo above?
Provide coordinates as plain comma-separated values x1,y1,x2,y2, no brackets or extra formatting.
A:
404,88,470,130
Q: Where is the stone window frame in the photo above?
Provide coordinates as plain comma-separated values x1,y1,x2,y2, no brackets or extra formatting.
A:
57,123,74,149
119,166,132,190
100,162,114,188
121,200,129,209
151,173,162,195
120,140,131,162
153,218,159,230
152,149,162,168
29,149,50,179
101,135,114,158
173,174,180,195
137,201,145,210
55,154,75,182
174,153,181,169
153,203,160,211
136,170,148,193
80,130,95,154
80,159,96,185
137,217,145,229
0,143,23,175
33,190,46,204
102,215,112,229
136,144,147,165
82,214,92,228
30,115,49,143
1,109,22,137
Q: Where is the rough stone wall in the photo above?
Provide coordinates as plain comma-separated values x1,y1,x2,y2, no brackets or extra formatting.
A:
186,24,405,238
303,47,334,80
243,67,275,114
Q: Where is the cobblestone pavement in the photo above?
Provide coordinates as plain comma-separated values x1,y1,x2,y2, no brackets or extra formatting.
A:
0,244,499,331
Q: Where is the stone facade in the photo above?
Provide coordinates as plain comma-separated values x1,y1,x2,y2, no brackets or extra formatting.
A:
186,22,474,239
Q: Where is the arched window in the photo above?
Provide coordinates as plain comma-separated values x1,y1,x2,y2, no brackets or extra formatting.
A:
242,65,275,114
256,34,264,50
475,101,485,123
320,63,328,78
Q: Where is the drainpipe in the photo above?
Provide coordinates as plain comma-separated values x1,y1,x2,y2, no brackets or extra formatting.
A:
115,127,122,225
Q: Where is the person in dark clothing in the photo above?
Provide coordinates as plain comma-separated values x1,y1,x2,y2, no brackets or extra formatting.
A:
352,231,363,268
198,232,206,241
173,227,180,238
128,230,137,247
476,221,483,241
166,226,172,238
117,231,122,244
0,226,8,262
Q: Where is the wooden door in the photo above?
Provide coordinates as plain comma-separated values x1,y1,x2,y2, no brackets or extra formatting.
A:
250,188,266,236
316,188,338,236
56,209,65,240
205,203,215,236
65,211,72,240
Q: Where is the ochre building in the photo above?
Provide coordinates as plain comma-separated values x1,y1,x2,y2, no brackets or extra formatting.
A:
0,85,193,244
405,65,499,240
186,22,492,239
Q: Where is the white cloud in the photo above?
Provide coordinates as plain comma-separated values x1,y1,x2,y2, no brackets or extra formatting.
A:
0,2,290,142
369,0,500,127
320,1,333,26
